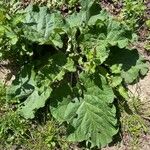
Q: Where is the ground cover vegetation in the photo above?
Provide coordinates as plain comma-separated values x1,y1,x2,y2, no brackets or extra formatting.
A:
0,0,150,149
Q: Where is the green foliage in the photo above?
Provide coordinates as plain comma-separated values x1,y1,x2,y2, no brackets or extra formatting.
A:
32,0,79,8
22,120,69,150
0,82,6,105
106,47,148,84
51,73,118,147
0,0,148,148
0,83,69,149
0,110,28,147
146,19,150,28
0,0,25,60
119,0,146,29
144,42,150,51
0,108,69,150
121,113,148,148
122,114,147,137
121,98,148,147
23,5,65,47
0,83,28,148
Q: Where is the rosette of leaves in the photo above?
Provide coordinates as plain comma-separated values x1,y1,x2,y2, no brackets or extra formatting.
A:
6,0,148,148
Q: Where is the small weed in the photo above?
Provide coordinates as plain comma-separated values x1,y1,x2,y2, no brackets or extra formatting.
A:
115,0,146,29
0,82,69,149
144,42,150,51
122,114,147,138
120,97,149,149
0,82,6,106
0,110,29,149
23,121,69,150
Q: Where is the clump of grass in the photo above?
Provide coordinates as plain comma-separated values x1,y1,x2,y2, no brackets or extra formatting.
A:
120,97,149,148
0,111,29,149
0,83,69,149
23,120,69,150
0,82,6,106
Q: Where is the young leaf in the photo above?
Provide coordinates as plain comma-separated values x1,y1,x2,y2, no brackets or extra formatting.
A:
80,26,109,64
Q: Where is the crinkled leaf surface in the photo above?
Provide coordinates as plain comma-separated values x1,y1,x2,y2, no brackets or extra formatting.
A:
80,26,109,64
19,86,52,119
23,5,65,47
51,73,118,148
80,17,133,65
87,13,132,48
106,19,132,48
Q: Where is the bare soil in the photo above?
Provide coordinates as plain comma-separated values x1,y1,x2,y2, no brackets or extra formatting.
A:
128,70,150,102
0,60,16,85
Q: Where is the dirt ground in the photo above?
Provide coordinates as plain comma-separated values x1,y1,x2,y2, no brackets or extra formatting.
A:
0,60,15,85
128,70,150,102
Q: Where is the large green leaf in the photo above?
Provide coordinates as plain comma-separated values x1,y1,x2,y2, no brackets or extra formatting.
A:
80,16,133,65
66,0,101,29
6,65,36,101
86,10,133,48
80,26,109,64
51,73,118,148
19,86,52,119
106,47,149,83
50,81,79,123
106,19,132,48
6,66,52,119
7,52,75,119
23,5,65,47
